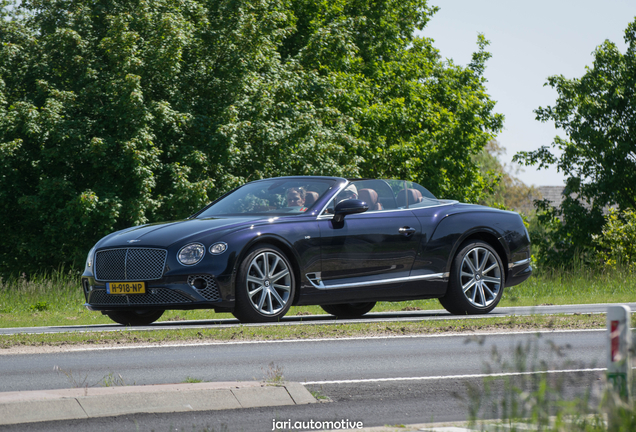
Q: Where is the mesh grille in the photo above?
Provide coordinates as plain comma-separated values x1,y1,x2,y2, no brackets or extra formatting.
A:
88,288,191,305
187,275,222,302
95,249,127,280
95,248,167,281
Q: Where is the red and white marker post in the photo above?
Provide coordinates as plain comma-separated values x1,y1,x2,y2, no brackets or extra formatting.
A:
607,305,632,401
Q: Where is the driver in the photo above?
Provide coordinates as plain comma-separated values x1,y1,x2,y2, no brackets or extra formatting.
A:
286,187,306,207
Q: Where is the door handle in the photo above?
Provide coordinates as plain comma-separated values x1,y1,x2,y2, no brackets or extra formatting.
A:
399,227,416,235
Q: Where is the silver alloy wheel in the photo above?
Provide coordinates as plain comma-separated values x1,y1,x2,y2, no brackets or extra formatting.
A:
246,251,292,315
460,246,502,308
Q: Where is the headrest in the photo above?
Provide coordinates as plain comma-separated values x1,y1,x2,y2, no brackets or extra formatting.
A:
304,191,319,207
397,188,423,207
358,188,378,205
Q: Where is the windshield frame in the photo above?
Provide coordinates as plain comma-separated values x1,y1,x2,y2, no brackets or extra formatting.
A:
193,177,340,219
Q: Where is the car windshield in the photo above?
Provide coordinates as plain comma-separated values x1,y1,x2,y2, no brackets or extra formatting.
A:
196,178,337,217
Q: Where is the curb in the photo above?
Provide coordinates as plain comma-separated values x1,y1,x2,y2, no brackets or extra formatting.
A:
0,381,317,426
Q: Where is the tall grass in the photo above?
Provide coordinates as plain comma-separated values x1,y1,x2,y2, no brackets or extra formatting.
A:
503,264,636,307
463,333,636,431
0,270,84,314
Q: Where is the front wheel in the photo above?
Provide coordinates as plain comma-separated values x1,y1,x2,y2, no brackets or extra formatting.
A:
320,302,376,318
106,309,165,326
439,241,504,315
232,245,296,323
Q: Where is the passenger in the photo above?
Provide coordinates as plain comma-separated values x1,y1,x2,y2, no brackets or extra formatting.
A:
336,183,358,203
286,187,306,207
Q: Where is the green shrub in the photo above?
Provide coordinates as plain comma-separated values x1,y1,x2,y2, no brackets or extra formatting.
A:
29,301,50,312
594,208,636,271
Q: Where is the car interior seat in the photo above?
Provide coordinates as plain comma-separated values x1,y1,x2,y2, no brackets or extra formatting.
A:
358,188,383,211
304,191,319,208
396,188,423,207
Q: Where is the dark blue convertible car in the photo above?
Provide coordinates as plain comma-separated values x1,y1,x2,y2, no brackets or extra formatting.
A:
81,176,532,325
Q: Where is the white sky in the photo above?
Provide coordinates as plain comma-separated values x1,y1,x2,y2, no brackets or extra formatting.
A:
420,0,636,186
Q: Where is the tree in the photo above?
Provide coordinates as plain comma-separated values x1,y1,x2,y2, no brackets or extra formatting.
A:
0,0,503,275
227,3,504,201
514,18,636,267
475,140,538,215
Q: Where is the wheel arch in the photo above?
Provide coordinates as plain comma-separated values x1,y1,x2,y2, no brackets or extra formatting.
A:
451,231,509,283
232,235,302,305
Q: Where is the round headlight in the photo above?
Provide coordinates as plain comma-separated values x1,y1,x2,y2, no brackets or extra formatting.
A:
177,243,206,266
209,242,228,255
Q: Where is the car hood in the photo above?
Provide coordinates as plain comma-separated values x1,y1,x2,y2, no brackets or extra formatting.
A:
96,217,259,249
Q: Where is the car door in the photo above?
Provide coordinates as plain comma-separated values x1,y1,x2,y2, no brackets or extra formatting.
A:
312,180,422,289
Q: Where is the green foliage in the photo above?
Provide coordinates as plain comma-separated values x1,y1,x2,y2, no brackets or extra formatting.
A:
476,140,539,215
100,372,127,387
528,197,605,269
28,300,49,311
182,376,203,383
0,0,503,275
514,18,636,268
594,208,636,270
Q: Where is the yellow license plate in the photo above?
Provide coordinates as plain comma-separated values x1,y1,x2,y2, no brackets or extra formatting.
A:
107,282,146,294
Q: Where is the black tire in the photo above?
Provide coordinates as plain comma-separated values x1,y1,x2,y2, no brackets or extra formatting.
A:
232,244,296,323
320,302,376,318
439,240,505,315
106,309,165,326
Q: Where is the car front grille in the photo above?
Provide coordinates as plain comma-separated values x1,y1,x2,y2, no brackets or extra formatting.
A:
95,248,167,281
88,288,191,305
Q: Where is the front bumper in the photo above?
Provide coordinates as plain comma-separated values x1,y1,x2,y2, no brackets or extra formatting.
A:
81,274,234,312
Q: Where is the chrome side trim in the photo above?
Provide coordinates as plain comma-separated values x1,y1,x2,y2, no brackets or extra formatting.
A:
508,258,531,269
305,272,449,290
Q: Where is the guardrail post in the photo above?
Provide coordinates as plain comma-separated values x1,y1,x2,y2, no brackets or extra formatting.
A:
607,305,632,402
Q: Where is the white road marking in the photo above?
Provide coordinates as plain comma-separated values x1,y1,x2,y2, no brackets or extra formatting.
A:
302,367,608,385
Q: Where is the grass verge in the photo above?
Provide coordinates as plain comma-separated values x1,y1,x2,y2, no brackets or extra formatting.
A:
0,313,619,350
1,264,635,329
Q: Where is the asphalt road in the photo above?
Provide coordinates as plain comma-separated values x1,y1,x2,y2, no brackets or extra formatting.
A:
0,329,610,431
0,329,607,393
1,303,626,431
1,302,633,336
0,372,604,432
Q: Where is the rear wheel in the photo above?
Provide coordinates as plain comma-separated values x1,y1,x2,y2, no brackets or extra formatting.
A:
232,244,295,323
439,241,504,315
320,302,376,318
106,309,165,326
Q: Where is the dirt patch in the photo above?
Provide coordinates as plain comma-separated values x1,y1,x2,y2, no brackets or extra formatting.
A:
0,341,168,355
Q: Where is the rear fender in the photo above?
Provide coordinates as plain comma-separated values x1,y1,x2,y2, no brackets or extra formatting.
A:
426,212,515,276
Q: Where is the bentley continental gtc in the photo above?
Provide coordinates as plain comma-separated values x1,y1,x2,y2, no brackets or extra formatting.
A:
81,176,532,325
